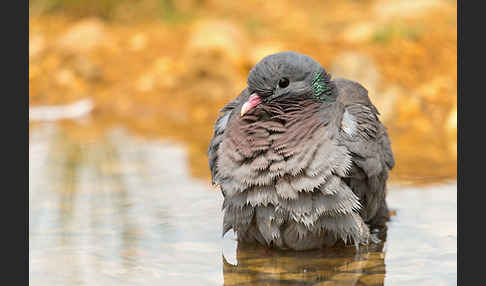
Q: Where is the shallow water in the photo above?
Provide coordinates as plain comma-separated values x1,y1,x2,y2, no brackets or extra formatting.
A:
29,123,457,286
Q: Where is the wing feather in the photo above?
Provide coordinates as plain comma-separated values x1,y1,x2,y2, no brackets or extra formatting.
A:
334,78,395,227
208,88,250,186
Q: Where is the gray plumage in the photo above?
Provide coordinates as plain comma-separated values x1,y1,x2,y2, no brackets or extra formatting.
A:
208,51,394,251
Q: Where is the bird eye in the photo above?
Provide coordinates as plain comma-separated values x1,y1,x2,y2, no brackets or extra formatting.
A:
278,77,290,88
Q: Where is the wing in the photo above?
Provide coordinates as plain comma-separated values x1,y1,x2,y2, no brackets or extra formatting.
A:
208,88,250,187
334,78,395,228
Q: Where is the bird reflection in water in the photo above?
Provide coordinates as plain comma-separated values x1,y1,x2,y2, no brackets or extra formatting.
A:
223,230,387,286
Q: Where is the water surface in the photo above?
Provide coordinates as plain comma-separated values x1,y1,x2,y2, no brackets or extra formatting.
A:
29,123,457,286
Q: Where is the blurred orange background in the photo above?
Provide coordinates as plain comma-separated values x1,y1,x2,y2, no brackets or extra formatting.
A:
29,0,457,184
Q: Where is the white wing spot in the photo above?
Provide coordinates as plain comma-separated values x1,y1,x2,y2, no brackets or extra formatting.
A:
341,109,357,136
216,111,232,133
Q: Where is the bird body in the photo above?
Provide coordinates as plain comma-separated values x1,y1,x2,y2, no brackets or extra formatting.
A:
208,51,394,250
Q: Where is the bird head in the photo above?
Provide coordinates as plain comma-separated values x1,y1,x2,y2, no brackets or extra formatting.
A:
241,51,338,116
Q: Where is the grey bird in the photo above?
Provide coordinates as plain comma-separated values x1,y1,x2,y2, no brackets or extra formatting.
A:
208,51,394,251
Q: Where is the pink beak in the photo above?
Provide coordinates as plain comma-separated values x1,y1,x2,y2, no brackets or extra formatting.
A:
240,93,262,116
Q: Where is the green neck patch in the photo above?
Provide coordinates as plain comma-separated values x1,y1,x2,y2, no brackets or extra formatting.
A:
312,71,335,102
